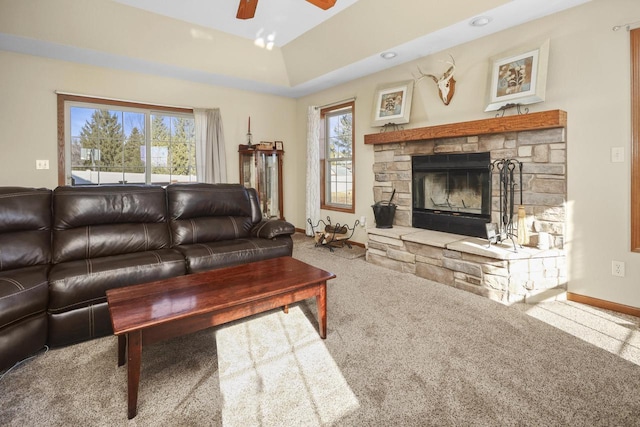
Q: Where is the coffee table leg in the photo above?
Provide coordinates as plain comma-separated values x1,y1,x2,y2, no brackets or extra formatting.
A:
127,330,142,419
317,282,327,339
117,335,126,366
283,304,289,314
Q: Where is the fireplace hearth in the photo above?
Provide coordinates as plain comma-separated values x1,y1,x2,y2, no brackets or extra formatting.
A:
412,152,491,237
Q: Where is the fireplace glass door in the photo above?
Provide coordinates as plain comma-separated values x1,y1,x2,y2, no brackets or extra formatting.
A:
413,169,489,216
412,152,491,237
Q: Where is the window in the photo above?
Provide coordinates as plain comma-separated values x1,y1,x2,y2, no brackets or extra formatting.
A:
57,94,196,186
320,102,355,212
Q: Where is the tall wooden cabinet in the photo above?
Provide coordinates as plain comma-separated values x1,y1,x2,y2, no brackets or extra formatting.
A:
238,144,284,220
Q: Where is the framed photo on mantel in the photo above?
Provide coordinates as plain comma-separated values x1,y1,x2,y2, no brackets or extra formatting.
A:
371,80,414,127
485,39,550,112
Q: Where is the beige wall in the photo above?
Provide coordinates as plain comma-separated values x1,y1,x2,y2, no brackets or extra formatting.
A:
294,0,640,307
0,50,298,219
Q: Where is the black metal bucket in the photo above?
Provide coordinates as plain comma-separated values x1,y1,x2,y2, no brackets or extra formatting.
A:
372,203,396,228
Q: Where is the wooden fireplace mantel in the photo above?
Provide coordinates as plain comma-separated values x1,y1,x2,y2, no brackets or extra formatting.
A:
364,109,567,145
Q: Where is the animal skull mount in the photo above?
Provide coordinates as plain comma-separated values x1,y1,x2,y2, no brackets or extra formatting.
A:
416,56,456,106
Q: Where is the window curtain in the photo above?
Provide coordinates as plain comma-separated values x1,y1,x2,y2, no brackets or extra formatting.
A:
194,108,227,183
305,106,321,236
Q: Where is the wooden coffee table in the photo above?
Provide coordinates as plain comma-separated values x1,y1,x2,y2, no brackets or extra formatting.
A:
106,256,335,419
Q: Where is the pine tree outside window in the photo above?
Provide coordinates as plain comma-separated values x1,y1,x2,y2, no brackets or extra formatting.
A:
320,102,355,212
59,95,196,186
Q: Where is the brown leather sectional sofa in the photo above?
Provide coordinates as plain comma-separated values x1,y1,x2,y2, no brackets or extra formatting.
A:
0,183,295,371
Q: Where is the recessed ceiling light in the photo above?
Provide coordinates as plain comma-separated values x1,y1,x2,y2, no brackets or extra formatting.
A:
470,16,491,27
380,51,397,60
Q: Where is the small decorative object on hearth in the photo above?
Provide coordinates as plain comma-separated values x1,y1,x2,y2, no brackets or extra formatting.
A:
371,189,396,228
517,206,529,245
485,223,498,247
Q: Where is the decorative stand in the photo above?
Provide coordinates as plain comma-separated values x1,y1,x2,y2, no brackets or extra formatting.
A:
379,123,404,133
495,103,529,118
307,216,359,252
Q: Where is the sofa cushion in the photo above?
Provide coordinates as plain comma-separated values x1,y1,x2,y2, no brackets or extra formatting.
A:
52,185,170,263
167,183,258,245
176,237,293,273
0,265,49,330
0,187,51,271
48,249,186,313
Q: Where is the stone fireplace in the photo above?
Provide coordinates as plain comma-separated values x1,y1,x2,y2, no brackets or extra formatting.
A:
364,110,567,304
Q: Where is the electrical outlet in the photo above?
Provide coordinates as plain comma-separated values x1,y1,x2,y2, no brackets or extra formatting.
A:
36,159,49,170
612,261,625,277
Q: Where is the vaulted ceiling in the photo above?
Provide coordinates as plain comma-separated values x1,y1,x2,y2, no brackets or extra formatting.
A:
0,0,591,97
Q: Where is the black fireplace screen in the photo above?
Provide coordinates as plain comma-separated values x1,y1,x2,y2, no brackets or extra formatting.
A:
412,152,491,237
413,170,488,215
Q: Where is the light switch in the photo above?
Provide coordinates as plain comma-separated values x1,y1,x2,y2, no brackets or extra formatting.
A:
611,147,624,163
36,160,50,170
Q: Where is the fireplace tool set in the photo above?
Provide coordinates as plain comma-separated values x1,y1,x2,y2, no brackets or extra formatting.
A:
488,158,528,251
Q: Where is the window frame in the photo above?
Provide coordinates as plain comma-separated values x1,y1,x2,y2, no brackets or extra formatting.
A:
56,94,194,186
319,101,355,213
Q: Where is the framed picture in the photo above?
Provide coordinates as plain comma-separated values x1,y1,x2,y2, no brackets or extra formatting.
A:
485,223,498,244
371,80,414,127
485,39,550,112
275,141,283,150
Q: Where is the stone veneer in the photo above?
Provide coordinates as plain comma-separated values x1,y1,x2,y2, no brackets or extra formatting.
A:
366,226,566,303
365,113,567,303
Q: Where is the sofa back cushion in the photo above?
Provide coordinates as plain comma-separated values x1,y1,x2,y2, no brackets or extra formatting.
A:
52,185,171,263
167,183,261,245
0,187,51,271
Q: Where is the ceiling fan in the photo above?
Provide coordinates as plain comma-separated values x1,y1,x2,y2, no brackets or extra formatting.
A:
236,0,337,20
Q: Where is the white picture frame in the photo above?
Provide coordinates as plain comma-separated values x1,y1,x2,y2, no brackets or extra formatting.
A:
371,80,414,127
485,39,550,112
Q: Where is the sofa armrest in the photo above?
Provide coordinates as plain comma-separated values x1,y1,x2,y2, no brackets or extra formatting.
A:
251,219,295,239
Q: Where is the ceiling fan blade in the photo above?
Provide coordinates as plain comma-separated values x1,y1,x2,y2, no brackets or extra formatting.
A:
236,0,258,19
306,0,337,10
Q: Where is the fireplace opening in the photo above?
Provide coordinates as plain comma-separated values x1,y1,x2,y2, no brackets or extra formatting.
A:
412,152,491,237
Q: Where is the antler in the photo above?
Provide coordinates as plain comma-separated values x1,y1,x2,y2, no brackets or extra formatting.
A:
414,65,438,84
442,55,456,80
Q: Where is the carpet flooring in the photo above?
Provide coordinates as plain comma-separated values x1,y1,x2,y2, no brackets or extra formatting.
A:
1,233,639,426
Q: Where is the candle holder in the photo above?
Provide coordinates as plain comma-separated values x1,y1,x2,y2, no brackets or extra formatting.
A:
246,116,253,148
